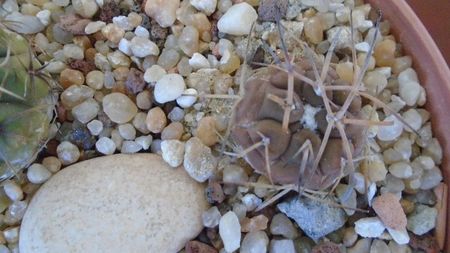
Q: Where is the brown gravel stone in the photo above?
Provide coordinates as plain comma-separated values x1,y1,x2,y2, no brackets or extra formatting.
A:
98,1,120,23
185,240,218,253
125,68,146,95
241,215,268,233
372,192,407,230
68,59,96,75
312,241,341,253
409,233,440,253
58,14,90,35
195,116,218,147
205,181,225,204
258,0,288,22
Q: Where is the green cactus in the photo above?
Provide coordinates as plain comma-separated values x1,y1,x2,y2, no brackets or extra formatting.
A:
0,25,56,180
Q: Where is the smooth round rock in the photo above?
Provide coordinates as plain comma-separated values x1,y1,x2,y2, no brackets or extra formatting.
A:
20,154,208,253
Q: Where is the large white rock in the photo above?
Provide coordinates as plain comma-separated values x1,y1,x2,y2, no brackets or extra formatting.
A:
19,154,209,253
217,2,258,36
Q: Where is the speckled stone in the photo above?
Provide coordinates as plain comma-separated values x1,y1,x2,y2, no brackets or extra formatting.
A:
19,154,208,253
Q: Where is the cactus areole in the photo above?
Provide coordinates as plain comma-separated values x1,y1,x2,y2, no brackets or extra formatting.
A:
0,26,55,180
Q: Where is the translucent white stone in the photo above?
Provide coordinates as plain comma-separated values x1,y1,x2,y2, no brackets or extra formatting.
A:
27,164,52,184
120,141,142,154
87,120,104,136
95,137,116,155
118,124,136,140
202,206,221,228
354,217,385,238
219,211,241,252
56,141,80,165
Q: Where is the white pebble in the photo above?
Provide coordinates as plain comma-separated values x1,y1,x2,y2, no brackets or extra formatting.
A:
355,217,386,238
399,81,421,106
154,73,186,103
144,0,179,28
130,37,160,58
389,162,413,179
87,119,104,136
134,26,149,38
161,140,185,167
36,10,51,26
42,156,62,173
241,194,262,212
121,141,142,154
270,239,296,253
102,93,138,124
4,181,23,201
118,123,136,140
217,2,258,35
398,68,419,84
118,38,132,56
355,42,370,52
190,0,217,15
72,0,98,18
144,64,167,83
96,137,116,155
63,44,84,60
3,227,19,244
135,135,153,150
27,164,52,184
219,211,241,252
377,115,403,141
56,141,80,165
189,53,211,70
202,206,221,228
403,109,422,132
176,88,198,108
112,15,133,31
85,21,106,34
71,98,100,124
387,227,410,245
241,231,269,253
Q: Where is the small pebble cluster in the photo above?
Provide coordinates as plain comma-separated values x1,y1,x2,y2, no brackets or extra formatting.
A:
0,0,446,252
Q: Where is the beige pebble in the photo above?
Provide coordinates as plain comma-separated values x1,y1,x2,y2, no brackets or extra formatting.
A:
146,107,167,134
195,116,218,146
161,122,184,140
19,154,208,253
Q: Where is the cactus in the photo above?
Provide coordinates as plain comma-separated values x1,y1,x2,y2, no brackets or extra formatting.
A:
0,25,56,180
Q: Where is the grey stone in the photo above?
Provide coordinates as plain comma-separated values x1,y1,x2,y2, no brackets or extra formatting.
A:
277,197,346,241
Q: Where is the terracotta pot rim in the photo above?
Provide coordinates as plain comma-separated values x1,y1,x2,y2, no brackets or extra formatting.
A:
366,0,450,251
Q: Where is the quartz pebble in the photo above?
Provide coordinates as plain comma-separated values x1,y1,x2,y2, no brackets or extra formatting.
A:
420,167,443,190
118,38,132,56
343,227,357,247
406,204,437,235
389,162,413,179
241,194,262,212
154,74,186,103
176,88,198,108
135,135,153,150
241,231,269,253
399,81,421,106
56,141,80,165
189,53,210,70
354,217,385,238
218,2,258,35
161,140,185,167
146,107,167,134
4,227,19,244
72,0,98,18
71,98,99,124
184,137,217,183
130,37,159,58
63,44,84,60
144,0,179,28
121,141,142,154
219,211,241,252
335,184,357,216
84,21,105,34
144,65,167,83
134,26,149,38
202,206,221,228
101,24,125,44
4,181,23,202
190,0,217,15
102,93,138,124
19,154,208,253
86,70,104,90
161,122,184,140
42,156,62,173
118,124,136,140
377,115,403,141
87,120,103,136
61,85,95,108
270,213,298,239
223,164,248,184
136,90,152,110
96,137,116,155
370,240,391,253
178,26,199,57
387,227,410,245
270,239,296,253
27,164,52,184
